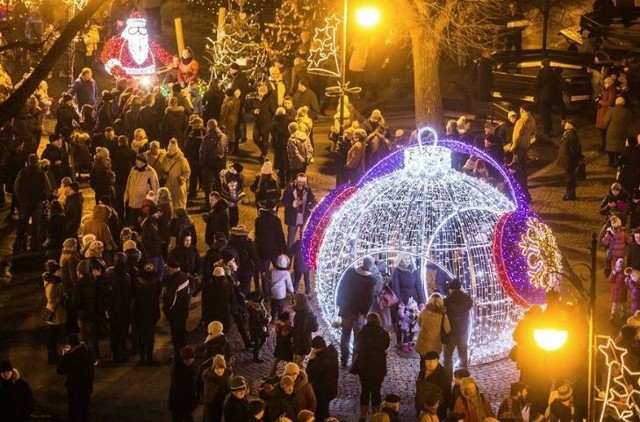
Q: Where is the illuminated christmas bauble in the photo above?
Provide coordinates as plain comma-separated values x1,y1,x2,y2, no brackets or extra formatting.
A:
303,129,562,364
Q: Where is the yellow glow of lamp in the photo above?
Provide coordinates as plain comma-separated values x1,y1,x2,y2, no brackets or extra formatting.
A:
355,7,381,28
534,328,568,352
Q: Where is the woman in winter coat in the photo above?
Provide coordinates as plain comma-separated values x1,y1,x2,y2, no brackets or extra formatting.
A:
286,122,309,180
602,214,631,273
603,96,633,167
184,116,204,199
354,312,390,422
124,154,160,227
161,139,191,210
132,263,161,365
59,238,80,329
204,266,234,329
268,376,299,422
202,354,231,422
453,377,495,422
282,361,317,413
54,93,80,139
44,200,66,260
161,97,188,148
415,293,451,358
595,76,617,151
43,260,66,364
83,204,116,255
391,254,426,306
90,147,115,204
292,293,318,365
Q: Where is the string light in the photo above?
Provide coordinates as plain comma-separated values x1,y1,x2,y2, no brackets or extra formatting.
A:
307,14,340,77
596,336,640,421
305,131,538,364
264,0,307,65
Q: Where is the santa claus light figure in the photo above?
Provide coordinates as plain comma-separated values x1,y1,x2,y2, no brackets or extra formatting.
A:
101,15,172,80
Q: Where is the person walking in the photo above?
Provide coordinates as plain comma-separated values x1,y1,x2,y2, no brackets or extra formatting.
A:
603,96,632,168
42,260,66,364
336,257,377,368
163,260,192,355
132,263,161,365
595,76,617,152
443,279,473,378
57,333,95,422
556,120,584,201
353,313,390,422
200,119,228,200
162,139,191,209
306,335,339,421
141,204,165,281
292,293,318,366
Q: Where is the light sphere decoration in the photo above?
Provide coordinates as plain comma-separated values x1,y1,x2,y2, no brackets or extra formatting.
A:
303,128,563,364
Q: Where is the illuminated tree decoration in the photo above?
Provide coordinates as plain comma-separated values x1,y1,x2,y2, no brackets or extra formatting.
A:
265,0,307,65
302,129,558,363
61,0,88,9
206,9,268,84
100,16,172,79
597,336,640,421
492,210,562,307
307,14,341,78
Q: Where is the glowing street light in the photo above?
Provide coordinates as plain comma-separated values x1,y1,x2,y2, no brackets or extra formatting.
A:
534,328,568,352
355,6,381,28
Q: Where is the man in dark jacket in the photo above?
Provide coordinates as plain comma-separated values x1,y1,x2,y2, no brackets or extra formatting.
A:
444,279,473,378
229,225,262,295
415,352,451,420
142,204,165,281
41,134,71,186
169,345,197,421
0,360,34,421
95,92,115,134
223,376,250,422
229,63,249,143
91,127,117,156
70,68,97,108
534,58,560,137
13,153,51,252
111,135,136,218
204,192,229,247
282,173,315,250
163,260,191,354
57,333,95,422
168,231,201,279
336,257,377,368
556,120,583,201
249,84,277,160
74,260,102,360
64,182,83,240
200,119,228,200
306,336,339,421
292,293,318,365
104,253,131,363
254,207,288,292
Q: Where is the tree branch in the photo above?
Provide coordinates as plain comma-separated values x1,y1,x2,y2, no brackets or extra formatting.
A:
0,0,104,126
0,41,43,53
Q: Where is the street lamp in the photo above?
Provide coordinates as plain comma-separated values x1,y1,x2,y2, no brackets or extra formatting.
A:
355,7,381,28
534,328,568,352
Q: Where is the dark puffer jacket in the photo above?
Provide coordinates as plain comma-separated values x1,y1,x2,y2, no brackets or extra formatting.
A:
306,344,339,401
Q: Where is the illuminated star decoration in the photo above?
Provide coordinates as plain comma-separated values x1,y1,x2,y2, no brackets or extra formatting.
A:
493,211,562,307
597,336,640,421
308,14,341,77
302,129,543,364
62,0,88,9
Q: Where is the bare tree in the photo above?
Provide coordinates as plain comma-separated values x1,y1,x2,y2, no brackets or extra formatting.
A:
396,0,504,129
523,0,587,52
0,0,104,125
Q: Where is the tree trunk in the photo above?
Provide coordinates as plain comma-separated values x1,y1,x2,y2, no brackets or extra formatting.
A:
410,27,444,131
0,0,104,126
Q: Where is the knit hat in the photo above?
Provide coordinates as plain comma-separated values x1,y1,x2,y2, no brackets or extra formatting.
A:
86,240,104,258
248,399,265,417
297,409,314,422
179,345,195,361
283,362,300,376
62,238,78,251
361,256,374,271
0,360,12,372
167,138,179,155
280,375,295,388
212,266,226,277
311,336,326,349
147,204,160,217
207,321,224,340
123,239,137,252
557,384,573,401
212,354,226,369
261,160,272,175
384,394,401,404
136,153,147,164
610,214,623,229
611,182,622,191
229,375,248,391
81,234,96,250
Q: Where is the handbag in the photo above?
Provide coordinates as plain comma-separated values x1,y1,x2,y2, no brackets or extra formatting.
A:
440,314,450,344
575,161,586,181
377,284,399,310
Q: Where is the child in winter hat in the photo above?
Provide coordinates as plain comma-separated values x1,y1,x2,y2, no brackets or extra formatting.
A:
270,254,294,319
